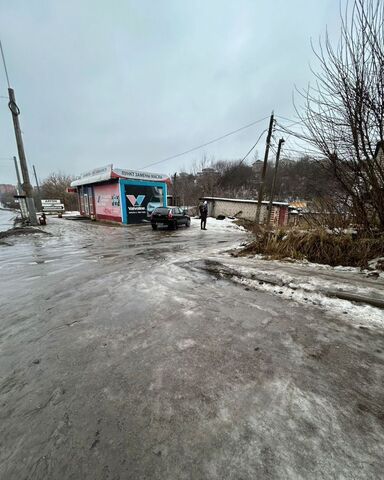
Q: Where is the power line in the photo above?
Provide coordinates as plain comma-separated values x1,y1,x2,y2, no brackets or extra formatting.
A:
141,115,270,169
275,122,309,142
269,132,323,158
275,115,304,126
270,144,277,155
0,40,11,88
238,128,268,166
276,120,304,131
280,147,323,157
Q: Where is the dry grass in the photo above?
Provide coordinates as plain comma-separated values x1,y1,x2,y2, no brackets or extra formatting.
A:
238,228,384,269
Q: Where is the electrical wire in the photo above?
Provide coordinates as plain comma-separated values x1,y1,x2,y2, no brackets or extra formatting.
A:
282,147,322,157
140,115,270,169
237,128,268,166
270,117,325,159
0,41,21,116
276,120,304,130
275,115,304,126
0,40,11,88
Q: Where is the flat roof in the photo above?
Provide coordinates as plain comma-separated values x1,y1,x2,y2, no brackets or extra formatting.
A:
71,164,170,187
200,196,289,206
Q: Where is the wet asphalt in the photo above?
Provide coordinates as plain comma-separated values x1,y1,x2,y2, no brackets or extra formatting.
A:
0,215,384,479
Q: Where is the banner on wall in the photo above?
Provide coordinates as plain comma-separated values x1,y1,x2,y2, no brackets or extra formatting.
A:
95,183,121,220
114,168,169,183
124,184,164,224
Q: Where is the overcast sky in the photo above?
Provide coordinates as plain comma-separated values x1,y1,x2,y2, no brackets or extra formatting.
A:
0,0,341,184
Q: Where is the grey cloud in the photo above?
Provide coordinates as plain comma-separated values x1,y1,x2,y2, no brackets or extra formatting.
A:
0,0,337,184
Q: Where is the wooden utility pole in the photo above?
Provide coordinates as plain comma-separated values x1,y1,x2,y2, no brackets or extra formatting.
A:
266,138,284,226
173,172,177,206
1,40,37,224
33,165,40,193
13,155,27,220
33,164,42,210
255,112,274,224
8,88,38,224
13,156,22,194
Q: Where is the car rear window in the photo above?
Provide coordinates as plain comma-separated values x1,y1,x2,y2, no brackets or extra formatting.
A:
153,207,169,214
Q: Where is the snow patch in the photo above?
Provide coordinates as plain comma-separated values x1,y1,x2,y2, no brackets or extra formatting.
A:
233,276,384,330
191,217,246,232
177,339,196,350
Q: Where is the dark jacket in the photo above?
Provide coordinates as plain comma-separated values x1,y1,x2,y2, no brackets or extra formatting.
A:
199,204,208,218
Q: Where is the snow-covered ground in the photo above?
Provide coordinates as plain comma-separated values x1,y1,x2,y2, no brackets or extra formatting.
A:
1,215,384,479
208,255,384,331
62,210,80,216
257,255,384,279
0,208,16,232
233,274,384,330
191,216,246,232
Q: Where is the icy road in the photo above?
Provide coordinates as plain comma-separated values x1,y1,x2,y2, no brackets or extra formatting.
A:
0,215,383,479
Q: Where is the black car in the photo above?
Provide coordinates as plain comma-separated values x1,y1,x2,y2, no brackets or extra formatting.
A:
151,206,191,230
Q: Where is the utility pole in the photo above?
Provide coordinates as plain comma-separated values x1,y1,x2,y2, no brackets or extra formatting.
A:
255,112,274,224
33,165,41,193
13,156,22,194
8,88,38,224
13,155,27,220
267,138,284,227
1,41,37,225
173,172,177,206
33,164,42,210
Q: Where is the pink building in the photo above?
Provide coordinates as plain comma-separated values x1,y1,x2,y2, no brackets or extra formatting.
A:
71,165,170,225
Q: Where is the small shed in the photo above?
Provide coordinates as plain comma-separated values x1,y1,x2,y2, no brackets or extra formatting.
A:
200,196,289,226
70,165,170,224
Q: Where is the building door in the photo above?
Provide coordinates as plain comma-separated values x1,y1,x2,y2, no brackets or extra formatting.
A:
79,186,94,216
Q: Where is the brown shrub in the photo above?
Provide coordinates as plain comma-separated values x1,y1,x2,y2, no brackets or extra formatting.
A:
239,229,384,268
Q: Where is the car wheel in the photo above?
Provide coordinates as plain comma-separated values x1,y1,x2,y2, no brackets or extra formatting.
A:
151,224,158,230
186,218,191,227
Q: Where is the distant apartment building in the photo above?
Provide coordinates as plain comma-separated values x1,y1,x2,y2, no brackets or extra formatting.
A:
252,160,263,174
0,184,16,194
196,167,219,178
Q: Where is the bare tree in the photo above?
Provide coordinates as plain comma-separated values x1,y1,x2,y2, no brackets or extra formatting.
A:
297,0,384,231
0,187,18,209
40,172,78,210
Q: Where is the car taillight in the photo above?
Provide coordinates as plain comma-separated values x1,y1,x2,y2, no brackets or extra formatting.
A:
168,210,173,219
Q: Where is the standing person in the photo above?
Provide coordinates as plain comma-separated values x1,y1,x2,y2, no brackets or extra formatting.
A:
199,200,208,230
39,212,47,225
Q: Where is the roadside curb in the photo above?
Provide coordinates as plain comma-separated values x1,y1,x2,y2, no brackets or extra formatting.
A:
325,290,384,310
247,273,384,310
203,259,384,310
